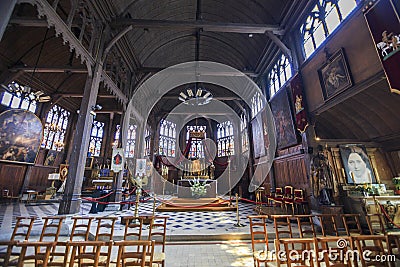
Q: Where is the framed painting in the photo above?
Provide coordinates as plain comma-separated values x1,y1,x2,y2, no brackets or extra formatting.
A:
0,109,42,164
339,144,376,184
269,88,298,149
318,48,352,100
251,112,264,158
44,150,58,166
59,164,69,181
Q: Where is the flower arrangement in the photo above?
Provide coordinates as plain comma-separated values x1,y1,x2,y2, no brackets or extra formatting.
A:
355,183,374,196
393,177,400,194
189,179,210,198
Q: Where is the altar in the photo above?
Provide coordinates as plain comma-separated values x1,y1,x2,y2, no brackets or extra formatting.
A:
177,179,217,198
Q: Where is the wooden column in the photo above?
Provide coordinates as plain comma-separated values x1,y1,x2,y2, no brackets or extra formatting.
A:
114,111,126,202
0,0,16,41
58,62,103,215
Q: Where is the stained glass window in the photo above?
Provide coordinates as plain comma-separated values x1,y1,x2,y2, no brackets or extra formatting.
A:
89,120,104,157
217,121,235,157
251,92,263,118
301,0,357,58
0,82,37,112
186,125,206,158
268,54,292,98
159,120,176,157
41,105,70,151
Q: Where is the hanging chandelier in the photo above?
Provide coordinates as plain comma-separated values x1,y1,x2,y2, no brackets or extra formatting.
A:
178,84,213,106
1,82,51,102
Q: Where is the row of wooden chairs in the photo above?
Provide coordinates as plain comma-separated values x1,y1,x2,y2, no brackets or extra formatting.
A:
0,239,155,267
249,214,400,267
266,186,308,214
0,215,168,267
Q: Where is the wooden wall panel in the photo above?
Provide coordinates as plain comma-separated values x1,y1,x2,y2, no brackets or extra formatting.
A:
273,154,309,196
0,163,26,196
28,166,58,193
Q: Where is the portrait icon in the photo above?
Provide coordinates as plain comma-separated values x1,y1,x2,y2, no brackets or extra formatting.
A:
318,48,352,100
339,144,376,184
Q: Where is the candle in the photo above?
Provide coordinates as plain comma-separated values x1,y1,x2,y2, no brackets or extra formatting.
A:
350,172,355,183
341,168,346,178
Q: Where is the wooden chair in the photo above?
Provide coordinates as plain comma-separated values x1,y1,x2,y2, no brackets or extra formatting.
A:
315,236,352,267
293,189,308,215
296,215,316,238
283,186,294,214
366,214,386,235
16,241,56,267
316,214,339,236
114,240,155,267
94,217,117,267
272,215,294,267
351,235,390,267
280,238,315,267
148,216,168,267
0,241,17,267
270,187,283,208
341,214,362,236
248,215,275,267
11,216,36,241
67,241,105,267
123,216,147,241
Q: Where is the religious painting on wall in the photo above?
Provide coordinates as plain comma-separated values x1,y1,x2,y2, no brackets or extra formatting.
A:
269,88,297,149
318,48,352,100
251,108,272,158
339,144,376,184
0,109,42,164
289,73,309,132
111,147,124,173
364,0,400,94
44,149,58,166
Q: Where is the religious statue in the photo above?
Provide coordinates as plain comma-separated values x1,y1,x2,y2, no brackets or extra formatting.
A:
310,145,335,205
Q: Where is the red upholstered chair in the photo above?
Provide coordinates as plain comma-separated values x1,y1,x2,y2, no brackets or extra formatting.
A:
269,187,283,208
283,186,294,214
293,189,308,214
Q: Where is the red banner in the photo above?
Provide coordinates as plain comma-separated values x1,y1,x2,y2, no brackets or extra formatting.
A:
364,0,400,94
290,73,309,133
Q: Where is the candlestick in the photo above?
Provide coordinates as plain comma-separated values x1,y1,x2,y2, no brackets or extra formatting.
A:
350,172,355,183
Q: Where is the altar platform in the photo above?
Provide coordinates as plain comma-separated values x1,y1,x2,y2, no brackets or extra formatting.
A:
156,197,236,212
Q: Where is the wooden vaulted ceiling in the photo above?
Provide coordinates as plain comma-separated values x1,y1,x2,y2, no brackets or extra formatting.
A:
2,0,400,149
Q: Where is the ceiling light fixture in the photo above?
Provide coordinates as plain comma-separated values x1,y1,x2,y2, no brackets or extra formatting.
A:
178,84,213,106
1,82,50,102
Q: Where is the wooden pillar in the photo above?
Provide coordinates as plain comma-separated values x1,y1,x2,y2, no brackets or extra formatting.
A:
0,0,16,41
58,62,102,215
114,111,126,202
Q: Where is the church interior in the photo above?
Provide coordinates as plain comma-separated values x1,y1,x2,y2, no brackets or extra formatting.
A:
0,0,400,266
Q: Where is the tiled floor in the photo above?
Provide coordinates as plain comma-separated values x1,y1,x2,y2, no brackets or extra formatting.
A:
0,195,265,267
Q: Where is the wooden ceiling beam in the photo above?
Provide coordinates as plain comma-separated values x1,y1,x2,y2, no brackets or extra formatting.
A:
111,19,284,35
53,93,118,98
10,66,88,74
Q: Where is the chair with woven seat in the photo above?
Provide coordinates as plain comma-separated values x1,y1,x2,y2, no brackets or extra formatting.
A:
94,217,117,267
341,214,363,236
316,214,339,236
0,241,18,267
123,216,147,241
148,216,168,267
248,215,275,267
272,214,294,267
315,236,352,267
49,216,93,266
280,237,315,267
114,240,155,267
351,235,390,267
67,241,105,267
296,215,316,238
17,241,56,267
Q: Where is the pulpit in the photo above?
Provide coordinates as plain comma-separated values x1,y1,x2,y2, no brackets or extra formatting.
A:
177,179,217,198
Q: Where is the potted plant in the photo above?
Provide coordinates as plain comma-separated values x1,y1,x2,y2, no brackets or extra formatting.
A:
393,177,400,195
189,179,210,198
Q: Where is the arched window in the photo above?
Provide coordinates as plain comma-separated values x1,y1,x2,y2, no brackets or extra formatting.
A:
41,105,70,151
251,92,263,118
268,54,292,98
301,0,357,58
217,121,235,157
186,125,206,158
159,120,176,157
0,82,37,112
125,124,137,158
144,128,151,157
89,121,105,157
240,112,249,153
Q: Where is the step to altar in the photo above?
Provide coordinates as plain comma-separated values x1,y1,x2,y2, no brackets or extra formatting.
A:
156,197,236,212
